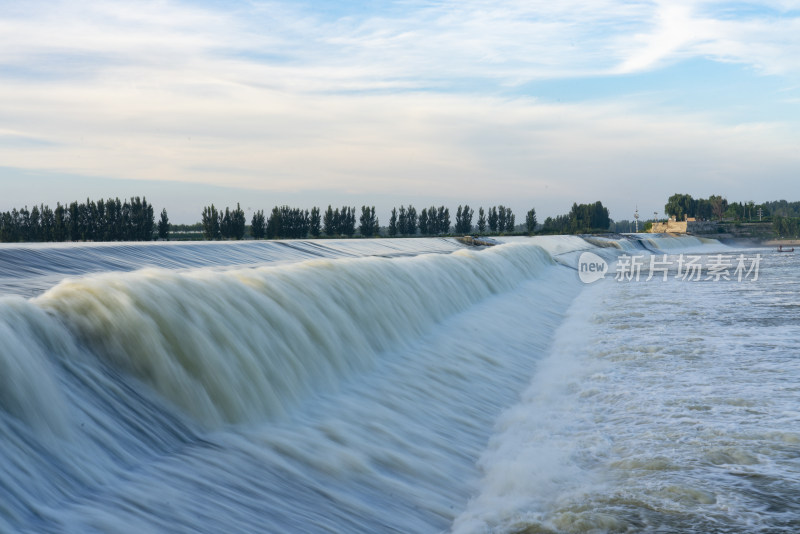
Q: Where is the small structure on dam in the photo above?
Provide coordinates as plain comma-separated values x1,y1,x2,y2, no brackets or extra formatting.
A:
649,216,688,233
648,216,718,234
456,236,497,247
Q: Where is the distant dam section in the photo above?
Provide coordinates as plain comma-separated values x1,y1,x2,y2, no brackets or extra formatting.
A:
649,219,780,240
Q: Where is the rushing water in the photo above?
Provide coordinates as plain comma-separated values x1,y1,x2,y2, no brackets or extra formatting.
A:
0,235,797,533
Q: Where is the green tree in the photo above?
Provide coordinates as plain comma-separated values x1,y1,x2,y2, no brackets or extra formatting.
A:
232,203,246,239
388,208,398,236
158,208,170,240
477,207,486,234
359,205,378,237
309,207,321,237
505,207,514,233
463,204,474,234
590,201,609,230
407,206,417,235
29,205,42,241
566,201,609,232
340,206,356,237
266,206,282,239
455,204,473,234
773,216,799,237
40,204,54,241
300,208,310,238
68,201,80,240
418,207,428,235
221,207,232,239
488,206,498,233
54,203,66,241
202,204,221,240
398,206,408,235
18,206,31,242
497,205,507,233
251,209,266,239
333,207,341,235
525,208,537,233
0,211,13,242
709,195,728,220
323,205,335,236
665,193,694,220
744,200,756,221
426,205,438,234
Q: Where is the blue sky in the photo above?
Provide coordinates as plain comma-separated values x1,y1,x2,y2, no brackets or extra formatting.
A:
1,0,799,223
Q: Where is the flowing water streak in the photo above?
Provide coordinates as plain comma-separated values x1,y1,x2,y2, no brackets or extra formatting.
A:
30,244,556,427
0,239,592,533
0,238,464,298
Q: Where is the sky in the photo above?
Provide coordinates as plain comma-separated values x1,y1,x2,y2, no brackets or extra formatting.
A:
1,0,799,224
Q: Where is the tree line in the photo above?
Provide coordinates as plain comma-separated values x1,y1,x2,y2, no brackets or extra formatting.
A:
541,201,610,234
763,200,800,218
386,204,528,237
0,197,162,242
663,194,800,223
197,203,537,240
663,193,782,221
773,216,800,238
2,198,615,243
195,203,534,240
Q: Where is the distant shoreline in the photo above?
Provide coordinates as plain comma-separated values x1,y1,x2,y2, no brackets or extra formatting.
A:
759,238,800,246
684,235,800,247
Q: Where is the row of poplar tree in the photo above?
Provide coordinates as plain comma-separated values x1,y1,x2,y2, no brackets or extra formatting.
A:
1,199,541,242
387,205,523,236
200,204,248,240
200,203,537,240
0,197,170,242
204,205,377,240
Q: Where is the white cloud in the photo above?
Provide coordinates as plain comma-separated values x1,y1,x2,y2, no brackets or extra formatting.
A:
612,0,800,75
0,69,797,217
616,2,700,73
2,0,799,88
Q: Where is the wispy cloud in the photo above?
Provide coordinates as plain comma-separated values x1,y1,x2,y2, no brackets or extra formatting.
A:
3,0,798,90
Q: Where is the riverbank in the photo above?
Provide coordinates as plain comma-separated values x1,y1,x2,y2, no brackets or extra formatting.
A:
761,239,800,246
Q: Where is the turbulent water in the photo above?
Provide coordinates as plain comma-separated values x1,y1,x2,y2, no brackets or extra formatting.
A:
1,235,797,533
